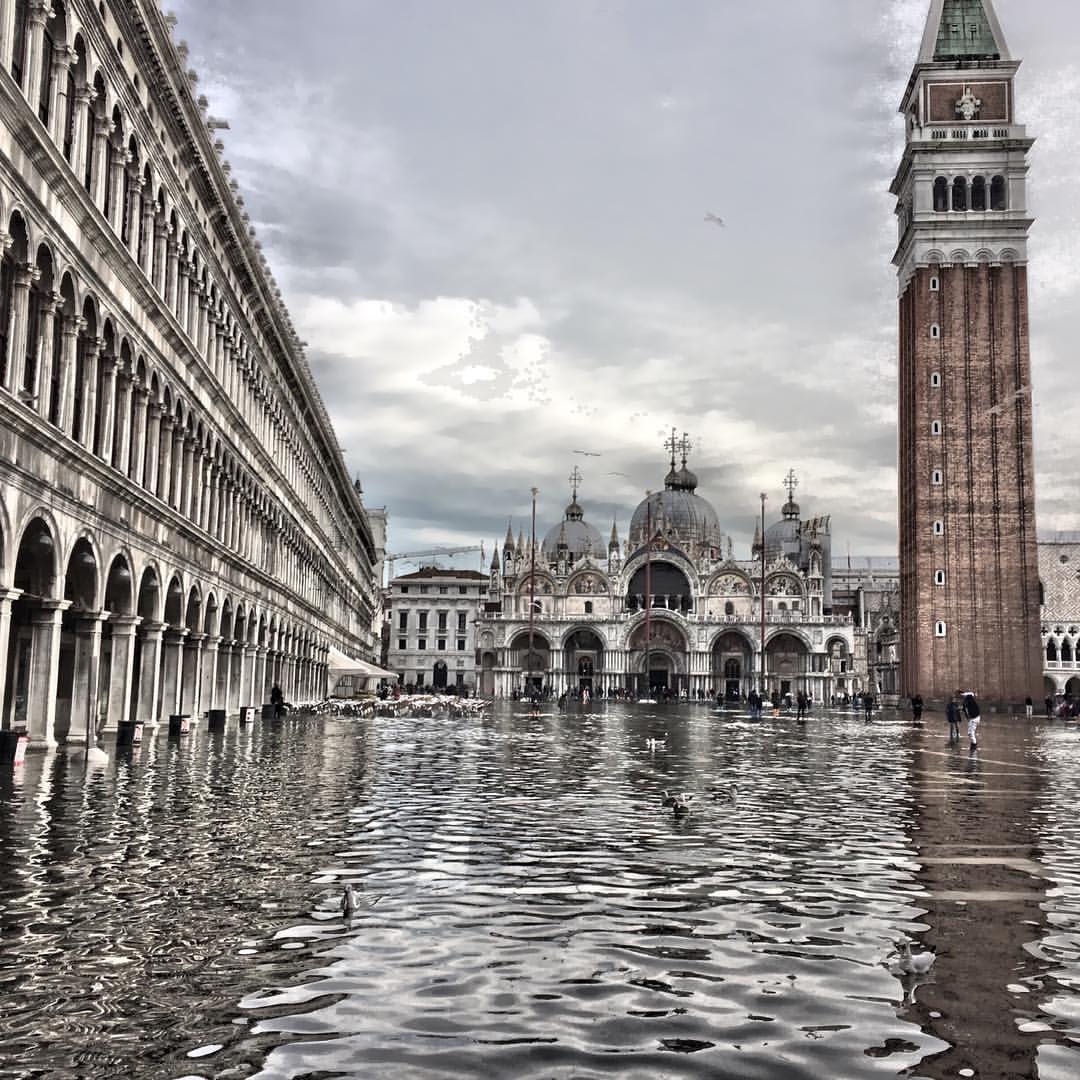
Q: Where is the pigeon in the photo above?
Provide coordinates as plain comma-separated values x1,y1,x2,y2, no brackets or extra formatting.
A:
895,940,936,975
704,212,725,227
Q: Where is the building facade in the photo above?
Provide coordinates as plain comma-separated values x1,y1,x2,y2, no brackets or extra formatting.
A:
0,0,381,747
893,0,1043,704
475,448,893,702
387,568,487,691
1039,534,1080,702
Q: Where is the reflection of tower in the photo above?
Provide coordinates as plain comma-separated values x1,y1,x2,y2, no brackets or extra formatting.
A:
892,0,1042,703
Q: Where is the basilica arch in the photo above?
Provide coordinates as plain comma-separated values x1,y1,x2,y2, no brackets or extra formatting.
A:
629,616,688,695
711,629,754,700
625,560,694,615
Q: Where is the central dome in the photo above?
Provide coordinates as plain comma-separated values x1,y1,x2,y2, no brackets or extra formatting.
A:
629,453,724,551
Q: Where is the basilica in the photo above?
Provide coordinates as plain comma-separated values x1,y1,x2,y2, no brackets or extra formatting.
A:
475,439,893,702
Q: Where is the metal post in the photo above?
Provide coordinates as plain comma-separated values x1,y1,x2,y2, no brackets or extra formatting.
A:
528,487,538,695
644,492,652,699
760,492,767,693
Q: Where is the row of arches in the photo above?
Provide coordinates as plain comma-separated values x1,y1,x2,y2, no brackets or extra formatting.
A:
933,175,1008,213
0,206,352,625
1,508,333,746
0,0,371,599
479,620,853,698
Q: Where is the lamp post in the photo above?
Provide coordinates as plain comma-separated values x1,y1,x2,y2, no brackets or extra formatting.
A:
760,492,767,695
643,492,652,700
527,487,538,696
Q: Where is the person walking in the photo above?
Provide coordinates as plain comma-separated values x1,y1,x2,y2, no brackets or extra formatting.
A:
863,691,875,722
1025,696,1033,719
946,693,961,743
270,683,284,719
796,690,807,722
962,690,981,750
911,694,924,723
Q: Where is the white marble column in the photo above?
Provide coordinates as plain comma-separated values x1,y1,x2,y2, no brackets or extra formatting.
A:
136,621,166,727
70,85,94,179
30,290,58,412
112,365,132,474
104,615,140,733
69,613,106,746
144,402,161,495
97,353,117,463
3,263,38,393
23,0,52,105
0,590,22,728
90,116,110,211
128,380,148,485
27,600,71,748
56,314,83,436
201,636,221,711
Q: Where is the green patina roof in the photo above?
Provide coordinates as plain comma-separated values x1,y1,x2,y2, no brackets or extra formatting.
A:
934,0,1000,61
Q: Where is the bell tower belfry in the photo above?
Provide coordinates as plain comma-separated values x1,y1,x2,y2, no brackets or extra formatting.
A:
892,0,1042,704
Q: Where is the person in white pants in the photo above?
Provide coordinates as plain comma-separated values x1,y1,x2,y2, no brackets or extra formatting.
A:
962,691,981,749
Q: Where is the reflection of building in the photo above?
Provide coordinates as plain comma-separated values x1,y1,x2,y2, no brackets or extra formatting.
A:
387,569,486,691
476,443,897,701
0,1,381,747
893,0,1043,704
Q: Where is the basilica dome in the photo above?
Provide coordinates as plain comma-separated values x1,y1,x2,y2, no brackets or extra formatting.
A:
543,497,604,561
629,455,724,552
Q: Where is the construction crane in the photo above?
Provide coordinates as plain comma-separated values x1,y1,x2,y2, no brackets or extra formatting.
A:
385,545,484,582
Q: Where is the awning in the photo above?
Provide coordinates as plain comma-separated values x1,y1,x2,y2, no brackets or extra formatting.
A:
327,646,400,681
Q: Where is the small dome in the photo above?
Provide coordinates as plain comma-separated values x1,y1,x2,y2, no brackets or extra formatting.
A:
543,517,604,560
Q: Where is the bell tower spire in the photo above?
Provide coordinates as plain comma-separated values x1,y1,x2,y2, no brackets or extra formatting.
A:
893,0,1042,705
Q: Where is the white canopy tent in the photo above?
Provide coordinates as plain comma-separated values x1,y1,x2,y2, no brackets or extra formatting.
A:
327,646,399,696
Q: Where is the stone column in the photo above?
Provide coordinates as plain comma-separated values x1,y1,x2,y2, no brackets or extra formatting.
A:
70,85,94,179
112,365,132,474
136,621,166,727
23,0,52,104
152,221,168,293
207,467,221,538
79,336,101,449
55,314,83,435
175,260,189,328
180,437,196,521
97,352,116,463
200,635,221,711
157,415,174,501
104,615,140,734
3,263,38,393
139,196,155,276
31,291,58,413
216,641,233,715
170,425,184,511
107,144,127,234
164,238,179,310
0,590,22,728
90,116,110,211
27,600,71,748
144,402,161,496
68,613,106,746
125,169,143,255
49,44,73,145
254,646,268,706
181,632,205,715
160,628,188,718
128,380,148,485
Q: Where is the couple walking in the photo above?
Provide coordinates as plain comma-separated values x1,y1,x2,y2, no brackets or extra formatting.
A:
945,690,981,749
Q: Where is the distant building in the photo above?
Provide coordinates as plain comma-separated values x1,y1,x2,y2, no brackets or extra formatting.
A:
387,568,487,691
474,441,896,702
1039,534,1080,701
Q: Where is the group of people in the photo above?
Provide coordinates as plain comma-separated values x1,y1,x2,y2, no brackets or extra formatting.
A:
939,690,981,748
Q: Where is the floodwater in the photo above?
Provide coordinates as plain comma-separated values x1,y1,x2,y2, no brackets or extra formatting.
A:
1,705,1080,1080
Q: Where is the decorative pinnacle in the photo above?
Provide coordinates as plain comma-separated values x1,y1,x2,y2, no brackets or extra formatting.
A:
664,427,680,470
680,431,693,467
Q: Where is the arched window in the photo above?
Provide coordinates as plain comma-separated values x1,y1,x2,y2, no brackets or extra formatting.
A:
39,13,55,124
1039,580,1046,606
1047,639,1058,662
11,0,29,87
930,324,941,339
971,176,987,211
584,601,593,615
725,601,735,616
0,248,14,382
990,175,1007,211
935,621,947,638
952,177,968,212
1062,639,1074,663
933,177,949,212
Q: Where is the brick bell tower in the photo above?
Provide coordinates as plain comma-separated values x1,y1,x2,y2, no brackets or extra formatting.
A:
892,0,1043,706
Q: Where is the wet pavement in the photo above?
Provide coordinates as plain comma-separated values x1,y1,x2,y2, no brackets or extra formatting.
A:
1,703,1079,1079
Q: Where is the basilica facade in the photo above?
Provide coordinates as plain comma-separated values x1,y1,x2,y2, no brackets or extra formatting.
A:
0,1,382,749
476,446,875,702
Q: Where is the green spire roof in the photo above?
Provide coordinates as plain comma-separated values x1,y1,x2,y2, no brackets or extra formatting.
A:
934,0,1000,61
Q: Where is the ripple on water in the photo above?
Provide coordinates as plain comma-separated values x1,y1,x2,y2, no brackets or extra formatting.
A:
0,707,1077,1078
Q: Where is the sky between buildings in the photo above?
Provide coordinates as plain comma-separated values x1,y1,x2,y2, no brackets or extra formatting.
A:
170,0,1080,565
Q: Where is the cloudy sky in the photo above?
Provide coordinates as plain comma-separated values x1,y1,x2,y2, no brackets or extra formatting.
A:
170,0,1080,565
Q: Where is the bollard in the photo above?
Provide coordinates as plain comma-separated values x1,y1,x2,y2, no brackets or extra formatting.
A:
116,720,139,748
240,706,256,724
168,714,191,737
207,709,226,732
132,721,143,745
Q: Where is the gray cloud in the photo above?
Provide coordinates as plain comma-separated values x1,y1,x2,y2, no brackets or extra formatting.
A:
171,0,1080,561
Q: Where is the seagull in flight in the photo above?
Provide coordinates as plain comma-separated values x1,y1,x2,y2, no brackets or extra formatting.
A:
704,212,725,227
573,450,602,457
608,472,630,478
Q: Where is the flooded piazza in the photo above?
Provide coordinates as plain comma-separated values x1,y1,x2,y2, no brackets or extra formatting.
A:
2,704,1080,1080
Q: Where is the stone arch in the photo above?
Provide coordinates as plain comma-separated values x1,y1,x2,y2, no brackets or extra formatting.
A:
13,512,60,599
219,597,234,641
136,564,161,622
203,591,219,637
163,573,184,628
184,584,202,633
63,536,98,612
103,552,134,616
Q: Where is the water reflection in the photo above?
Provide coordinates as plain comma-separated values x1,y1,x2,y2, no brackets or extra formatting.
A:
0,705,1077,1078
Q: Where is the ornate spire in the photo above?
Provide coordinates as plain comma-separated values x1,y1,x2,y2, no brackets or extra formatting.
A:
752,517,763,558
517,527,526,553
490,544,500,570
504,519,515,552
782,468,800,520
609,517,619,549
